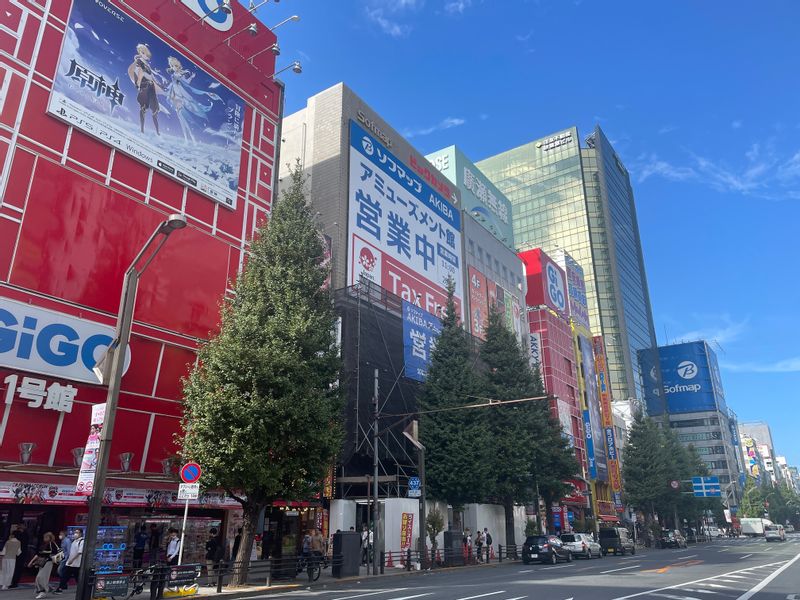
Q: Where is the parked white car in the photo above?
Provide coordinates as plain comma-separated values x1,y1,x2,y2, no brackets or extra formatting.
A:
765,524,786,542
703,526,722,538
560,532,603,559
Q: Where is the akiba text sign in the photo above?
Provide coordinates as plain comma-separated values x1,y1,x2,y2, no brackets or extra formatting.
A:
347,120,463,317
49,0,245,209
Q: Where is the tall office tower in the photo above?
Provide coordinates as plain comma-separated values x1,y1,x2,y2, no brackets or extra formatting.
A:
478,127,663,413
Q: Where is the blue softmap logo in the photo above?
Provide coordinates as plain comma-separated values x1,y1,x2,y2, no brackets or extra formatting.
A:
181,0,234,32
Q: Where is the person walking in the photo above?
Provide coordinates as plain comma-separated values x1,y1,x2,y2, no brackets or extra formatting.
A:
29,532,59,599
360,525,369,566
483,528,492,561
0,531,22,590
54,529,83,594
310,529,325,569
204,528,221,585
55,532,70,587
132,526,148,569
474,529,484,563
11,524,29,588
165,529,180,566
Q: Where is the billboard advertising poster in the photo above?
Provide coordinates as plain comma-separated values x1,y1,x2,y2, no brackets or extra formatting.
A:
580,335,608,481
582,409,597,479
658,342,721,414
637,348,666,416
402,300,442,382
348,121,463,317
592,336,612,427
48,0,245,209
557,252,590,331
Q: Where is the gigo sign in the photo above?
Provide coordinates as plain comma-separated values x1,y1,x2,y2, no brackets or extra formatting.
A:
0,297,131,384
180,0,234,31
546,262,567,314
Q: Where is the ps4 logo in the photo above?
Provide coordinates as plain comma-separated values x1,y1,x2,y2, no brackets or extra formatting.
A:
0,298,131,385
181,0,234,32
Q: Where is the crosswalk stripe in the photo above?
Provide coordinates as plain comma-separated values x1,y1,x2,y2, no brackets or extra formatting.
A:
387,594,432,600
455,592,506,600
681,589,720,594
334,591,410,600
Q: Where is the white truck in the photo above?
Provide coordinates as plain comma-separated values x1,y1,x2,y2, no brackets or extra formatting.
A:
740,518,773,537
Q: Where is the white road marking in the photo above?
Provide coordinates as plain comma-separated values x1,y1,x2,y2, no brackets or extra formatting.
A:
541,564,573,570
601,564,641,574
455,592,506,600
681,589,720,595
504,597,527,600
334,591,410,600
739,554,753,560
518,569,534,573
735,551,800,600
650,594,703,600
719,575,749,580
700,584,734,589
388,594,432,600
610,560,788,600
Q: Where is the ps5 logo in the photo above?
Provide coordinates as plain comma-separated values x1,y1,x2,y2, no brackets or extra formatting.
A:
181,0,234,32
677,360,698,379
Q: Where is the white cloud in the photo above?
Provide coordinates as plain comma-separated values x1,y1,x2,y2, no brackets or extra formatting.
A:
658,125,677,135
731,120,743,129
636,154,696,183
444,0,471,14
402,116,466,138
672,315,749,346
515,30,534,42
365,7,411,37
721,357,800,373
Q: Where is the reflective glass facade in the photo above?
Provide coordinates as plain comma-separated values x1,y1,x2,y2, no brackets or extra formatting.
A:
478,127,662,405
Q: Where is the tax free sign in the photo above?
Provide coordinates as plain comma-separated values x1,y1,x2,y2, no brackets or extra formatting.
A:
347,120,463,318
0,297,131,384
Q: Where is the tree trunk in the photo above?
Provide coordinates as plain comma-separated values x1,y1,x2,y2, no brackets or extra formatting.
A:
230,502,263,587
503,496,516,547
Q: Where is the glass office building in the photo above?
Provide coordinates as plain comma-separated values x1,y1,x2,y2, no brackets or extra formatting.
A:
478,127,662,408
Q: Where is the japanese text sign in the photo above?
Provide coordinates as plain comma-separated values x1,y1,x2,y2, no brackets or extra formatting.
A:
402,301,442,382
400,512,414,551
348,121,463,317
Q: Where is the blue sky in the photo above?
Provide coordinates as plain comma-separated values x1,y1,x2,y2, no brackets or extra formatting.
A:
256,0,800,464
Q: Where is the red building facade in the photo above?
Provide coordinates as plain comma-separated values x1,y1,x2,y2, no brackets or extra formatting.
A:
0,0,281,562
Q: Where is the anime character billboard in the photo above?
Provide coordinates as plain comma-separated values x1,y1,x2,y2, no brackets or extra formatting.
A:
48,0,245,209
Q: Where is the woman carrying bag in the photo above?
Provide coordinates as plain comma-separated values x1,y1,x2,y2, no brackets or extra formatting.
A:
28,532,59,599
0,531,22,590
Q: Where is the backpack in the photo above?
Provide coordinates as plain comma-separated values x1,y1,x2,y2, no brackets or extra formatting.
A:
486,533,493,546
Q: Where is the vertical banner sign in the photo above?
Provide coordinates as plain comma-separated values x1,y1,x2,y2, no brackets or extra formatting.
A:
582,409,597,479
593,336,623,506
76,403,106,496
348,121,463,317
529,332,542,368
400,513,414,551
402,301,442,382
48,0,245,209
468,266,489,340
580,335,607,481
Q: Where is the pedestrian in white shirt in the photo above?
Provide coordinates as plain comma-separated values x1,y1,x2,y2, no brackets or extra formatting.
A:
166,529,180,566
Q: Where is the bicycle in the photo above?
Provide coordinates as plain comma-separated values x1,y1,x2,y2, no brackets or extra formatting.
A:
296,553,322,582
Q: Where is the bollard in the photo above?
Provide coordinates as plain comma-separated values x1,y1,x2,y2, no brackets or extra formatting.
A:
406,549,412,571
266,558,272,587
485,546,490,564
380,551,385,575
216,562,223,594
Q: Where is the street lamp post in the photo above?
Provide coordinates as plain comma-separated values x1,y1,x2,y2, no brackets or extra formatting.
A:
77,214,186,600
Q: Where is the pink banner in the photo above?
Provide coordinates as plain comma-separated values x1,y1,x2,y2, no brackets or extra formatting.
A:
76,403,105,496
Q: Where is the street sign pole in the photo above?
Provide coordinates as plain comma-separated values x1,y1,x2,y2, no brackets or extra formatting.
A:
177,463,202,566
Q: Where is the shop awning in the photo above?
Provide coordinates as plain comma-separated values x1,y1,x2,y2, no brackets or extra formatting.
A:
598,515,620,523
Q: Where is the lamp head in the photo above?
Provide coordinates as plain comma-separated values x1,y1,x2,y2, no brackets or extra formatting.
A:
292,61,302,74
160,213,187,234
220,0,232,15
247,23,258,36
271,43,281,56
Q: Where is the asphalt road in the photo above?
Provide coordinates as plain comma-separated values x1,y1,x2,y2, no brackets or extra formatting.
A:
237,534,800,600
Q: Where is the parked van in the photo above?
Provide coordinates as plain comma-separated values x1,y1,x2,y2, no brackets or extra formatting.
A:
765,524,786,542
703,526,722,538
599,527,635,555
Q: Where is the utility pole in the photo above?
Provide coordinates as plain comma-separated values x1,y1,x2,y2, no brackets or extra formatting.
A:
372,368,379,576
403,420,426,565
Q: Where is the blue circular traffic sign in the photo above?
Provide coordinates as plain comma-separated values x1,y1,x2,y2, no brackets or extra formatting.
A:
180,462,202,484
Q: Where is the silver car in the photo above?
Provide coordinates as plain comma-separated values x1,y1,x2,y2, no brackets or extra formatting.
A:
560,532,603,559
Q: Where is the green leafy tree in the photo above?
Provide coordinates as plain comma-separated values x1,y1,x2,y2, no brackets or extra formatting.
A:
426,508,445,566
739,476,763,518
622,414,671,542
419,281,487,506
179,165,342,584
479,308,577,542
